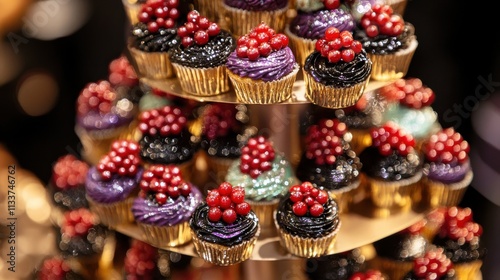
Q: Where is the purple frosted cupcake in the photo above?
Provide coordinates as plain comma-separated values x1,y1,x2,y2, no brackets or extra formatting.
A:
85,140,143,227
132,164,203,247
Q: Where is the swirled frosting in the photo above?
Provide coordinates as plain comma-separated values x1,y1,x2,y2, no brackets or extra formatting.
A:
303,50,372,87
77,110,134,131
225,154,296,202
85,166,143,204
130,23,180,52
139,130,199,164
275,193,340,238
354,23,415,55
359,147,421,181
289,9,355,39
131,184,203,226
189,203,259,246
373,233,427,261
226,47,296,82
169,30,236,68
424,160,470,184
382,104,438,139
224,0,288,11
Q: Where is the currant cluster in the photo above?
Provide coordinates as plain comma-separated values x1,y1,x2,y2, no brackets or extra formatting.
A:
177,10,220,47
305,119,348,165
424,128,469,164
236,22,289,61
289,182,329,217
202,103,240,140
108,55,138,88
349,269,385,280
138,105,187,136
342,93,369,114
77,80,116,116
61,208,95,238
139,164,191,205
315,27,363,63
380,78,435,109
413,248,453,279
360,4,405,37
97,140,141,180
37,257,72,280
400,219,426,235
206,182,251,224
322,0,341,10
240,136,275,178
440,206,482,242
370,123,415,156
138,0,180,33
124,239,158,279
52,154,89,190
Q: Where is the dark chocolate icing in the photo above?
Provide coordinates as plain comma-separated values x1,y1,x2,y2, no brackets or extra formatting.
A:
432,235,487,264
58,225,108,258
139,129,199,164
359,146,421,181
354,23,415,55
373,233,428,261
200,131,246,159
306,248,366,280
131,23,181,52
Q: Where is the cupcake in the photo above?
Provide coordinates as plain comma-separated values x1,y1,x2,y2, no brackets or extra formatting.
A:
200,103,256,185
349,269,386,280
85,140,143,227
306,248,367,280
296,118,362,213
189,182,260,266
108,54,144,104
286,0,355,66
48,154,89,211
220,0,289,37
225,135,296,229
124,239,167,279
127,0,183,80
275,181,341,257
131,164,203,247
226,22,300,104
421,128,473,208
75,80,137,165
372,219,428,280
170,10,236,96
35,255,85,280
402,247,457,280
303,26,372,109
358,122,422,213
353,3,418,81
432,206,486,280
137,105,199,178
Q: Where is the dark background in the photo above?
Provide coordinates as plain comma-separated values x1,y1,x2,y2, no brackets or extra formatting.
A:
1,0,499,278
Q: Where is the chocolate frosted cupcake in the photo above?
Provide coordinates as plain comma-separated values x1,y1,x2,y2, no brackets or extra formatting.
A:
402,247,457,280
275,181,341,257
303,27,372,109
296,119,362,213
190,182,260,266
132,164,203,247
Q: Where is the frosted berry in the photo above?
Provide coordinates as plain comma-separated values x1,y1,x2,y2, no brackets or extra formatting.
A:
439,206,482,242
139,164,191,205
413,247,453,279
239,136,275,178
61,208,96,238
380,78,435,109
305,119,348,165
236,22,288,61
423,127,469,164
201,103,240,140
370,122,415,156
206,182,251,224
360,4,405,37
138,0,180,33
138,105,187,136
349,269,385,280
52,154,89,190
108,55,139,88
97,140,141,180
177,10,220,47
77,80,116,116
124,239,158,279
315,27,362,63
289,182,329,217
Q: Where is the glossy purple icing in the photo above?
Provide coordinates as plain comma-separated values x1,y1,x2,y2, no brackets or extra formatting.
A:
77,110,133,131
424,160,471,184
131,185,203,226
226,47,296,82
85,166,143,203
224,0,288,11
289,9,355,39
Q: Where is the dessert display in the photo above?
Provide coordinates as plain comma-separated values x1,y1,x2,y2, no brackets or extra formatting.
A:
303,26,372,109
274,181,341,257
225,135,296,228
85,140,143,227
170,10,236,96
353,3,417,81
189,182,260,266
131,164,203,247
305,247,367,280
401,247,457,280
296,118,362,213
226,22,300,104
421,128,473,208
35,255,85,280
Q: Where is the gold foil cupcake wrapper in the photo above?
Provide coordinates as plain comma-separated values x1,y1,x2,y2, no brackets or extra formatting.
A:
220,3,288,37
422,170,473,208
87,196,135,228
228,64,299,104
172,63,232,96
194,0,221,22
206,155,236,185
121,0,142,25
190,226,260,266
328,179,361,214
373,256,414,280
275,221,340,258
248,199,280,229
304,71,369,109
348,128,373,155
453,260,483,280
367,171,422,209
285,26,316,66
138,221,192,247
128,45,175,79
368,38,418,81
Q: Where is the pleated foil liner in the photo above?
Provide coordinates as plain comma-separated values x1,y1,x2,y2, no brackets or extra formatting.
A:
367,38,418,81
190,226,260,266
285,26,316,66
275,221,341,258
220,3,288,37
128,45,175,79
121,0,142,25
347,128,372,155
194,0,221,23
453,260,483,280
205,155,236,185
86,196,135,228
303,71,369,109
422,170,473,208
367,171,422,209
373,256,414,280
248,199,280,229
172,63,231,96
328,179,361,214
137,221,192,247
228,64,299,104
